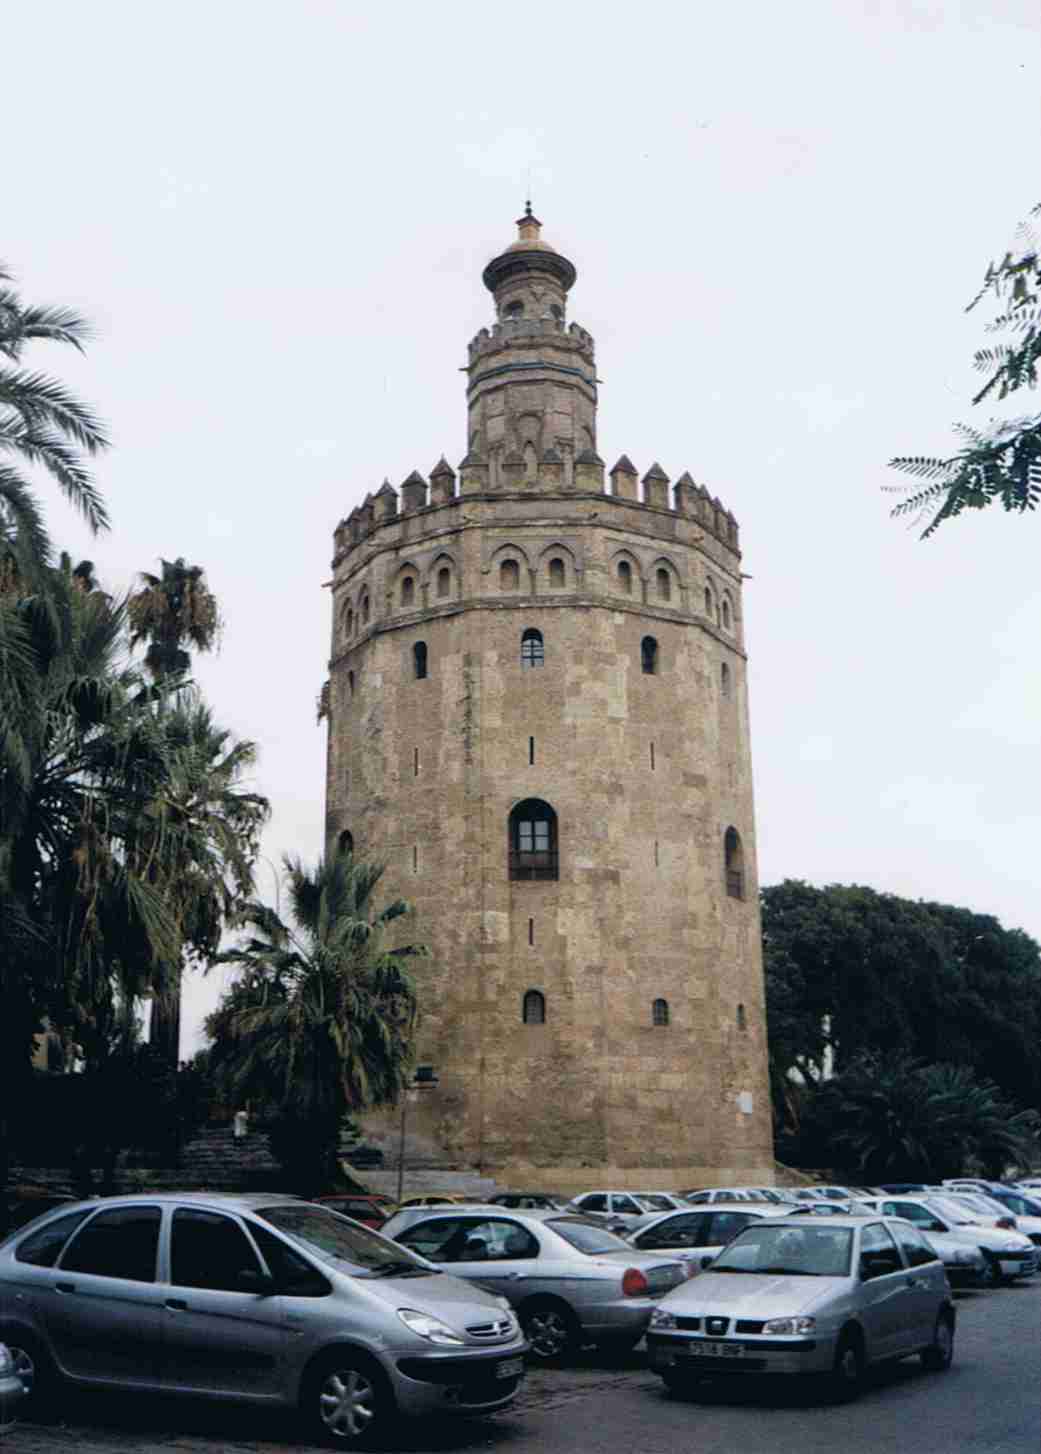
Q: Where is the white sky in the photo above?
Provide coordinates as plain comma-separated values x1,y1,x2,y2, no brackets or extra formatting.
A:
6,1,1039,1056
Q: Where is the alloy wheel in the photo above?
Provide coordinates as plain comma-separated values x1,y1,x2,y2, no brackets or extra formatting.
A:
7,1343,36,1398
525,1307,572,1359
318,1367,377,1441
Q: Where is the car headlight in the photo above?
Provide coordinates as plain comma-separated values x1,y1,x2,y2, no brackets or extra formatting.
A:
763,1316,816,1335
397,1308,465,1345
650,1308,678,1330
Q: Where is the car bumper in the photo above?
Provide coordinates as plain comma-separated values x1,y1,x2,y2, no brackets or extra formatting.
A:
0,1372,23,1434
647,1330,836,1377
575,1296,658,1339
999,1252,1038,1278
387,1340,528,1417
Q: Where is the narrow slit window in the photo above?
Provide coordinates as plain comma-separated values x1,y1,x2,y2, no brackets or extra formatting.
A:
521,628,544,668
654,840,659,867
722,597,732,630
737,1003,747,1031
413,747,419,778
528,917,534,946
337,830,354,859
641,636,658,675
650,741,656,771
724,826,745,900
412,844,418,873
413,641,428,680
721,662,731,698
529,736,535,765
347,670,355,696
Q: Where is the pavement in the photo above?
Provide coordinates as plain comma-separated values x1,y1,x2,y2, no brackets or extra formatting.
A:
7,1280,1039,1454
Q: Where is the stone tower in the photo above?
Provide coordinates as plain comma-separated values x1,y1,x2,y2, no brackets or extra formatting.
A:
324,209,774,1190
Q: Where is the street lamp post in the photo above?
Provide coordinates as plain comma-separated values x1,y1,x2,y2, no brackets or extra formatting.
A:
396,1065,439,1204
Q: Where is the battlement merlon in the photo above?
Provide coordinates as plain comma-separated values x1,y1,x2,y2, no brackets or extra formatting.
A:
467,317,595,363
331,456,740,566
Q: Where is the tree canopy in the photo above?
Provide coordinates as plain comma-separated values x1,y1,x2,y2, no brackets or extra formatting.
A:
889,205,1040,537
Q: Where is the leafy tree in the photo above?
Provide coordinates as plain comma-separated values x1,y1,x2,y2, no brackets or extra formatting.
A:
762,881,1041,1135
128,557,221,685
206,851,425,1194
889,205,1040,536
0,265,109,578
795,1052,1040,1182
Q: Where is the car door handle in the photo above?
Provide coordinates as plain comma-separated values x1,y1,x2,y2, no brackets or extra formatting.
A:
165,1298,189,1312
55,1281,76,1294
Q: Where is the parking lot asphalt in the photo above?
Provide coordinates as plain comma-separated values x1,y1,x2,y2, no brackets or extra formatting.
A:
8,1281,1040,1454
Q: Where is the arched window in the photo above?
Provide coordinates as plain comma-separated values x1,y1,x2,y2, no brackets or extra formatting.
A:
337,829,354,859
509,798,558,880
413,641,428,680
505,300,524,319
360,591,370,625
549,557,565,589
656,567,671,601
704,586,712,617
737,1003,747,1031
522,989,546,1024
724,827,745,900
721,662,731,698
617,560,633,594
550,304,564,321
401,575,415,608
344,606,354,638
521,628,544,668
722,597,732,630
641,636,658,675
437,566,451,598
500,559,520,592
652,998,670,1027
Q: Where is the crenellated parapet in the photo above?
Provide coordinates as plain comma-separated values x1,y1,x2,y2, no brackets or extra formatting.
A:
331,451,739,569
467,316,595,363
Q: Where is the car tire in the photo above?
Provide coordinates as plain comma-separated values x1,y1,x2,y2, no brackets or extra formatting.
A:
520,1298,581,1363
827,1332,864,1403
0,1330,59,1421
920,1313,954,1372
981,1252,1003,1288
300,1348,392,1447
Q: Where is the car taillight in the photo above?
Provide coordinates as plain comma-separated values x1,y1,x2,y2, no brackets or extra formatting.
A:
622,1268,649,1296
996,1216,1016,1230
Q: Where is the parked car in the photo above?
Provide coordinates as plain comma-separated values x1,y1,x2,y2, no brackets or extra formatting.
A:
0,1193,527,1446
679,1187,776,1205
627,1204,779,1272
396,1193,478,1209
566,1191,675,1226
1014,1177,1041,1192
382,1205,687,1361
945,1186,1041,1245
487,1194,567,1210
314,1194,392,1229
937,1191,1021,1231
645,1214,956,1400
861,1195,1038,1285
784,1200,875,1218
0,1344,23,1434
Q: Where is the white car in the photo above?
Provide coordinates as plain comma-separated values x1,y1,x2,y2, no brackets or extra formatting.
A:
627,1204,779,1272
680,1188,779,1205
566,1192,672,1226
863,1195,1037,1286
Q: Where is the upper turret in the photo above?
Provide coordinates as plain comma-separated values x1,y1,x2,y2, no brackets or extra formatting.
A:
467,207,597,486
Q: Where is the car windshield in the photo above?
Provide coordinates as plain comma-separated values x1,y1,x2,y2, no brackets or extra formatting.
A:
943,1193,1001,1217
923,1197,976,1225
546,1218,634,1254
635,1195,674,1211
710,1224,853,1276
258,1204,434,1277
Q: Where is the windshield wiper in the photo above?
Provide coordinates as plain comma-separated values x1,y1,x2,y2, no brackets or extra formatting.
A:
367,1259,435,1278
756,1265,820,1276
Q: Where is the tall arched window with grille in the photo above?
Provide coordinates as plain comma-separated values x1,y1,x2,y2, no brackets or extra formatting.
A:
548,557,565,588
413,642,428,680
522,989,546,1024
509,799,558,880
521,628,544,668
724,826,745,900
652,998,669,1027
641,636,659,675
617,560,633,594
656,567,671,601
401,575,415,607
437,566,451,598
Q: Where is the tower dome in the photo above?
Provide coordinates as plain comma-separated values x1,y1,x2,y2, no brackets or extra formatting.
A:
324,214,771,1192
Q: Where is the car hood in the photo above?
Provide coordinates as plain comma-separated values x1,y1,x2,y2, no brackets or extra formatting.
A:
337,1267,513,1331
661,1271,847,1317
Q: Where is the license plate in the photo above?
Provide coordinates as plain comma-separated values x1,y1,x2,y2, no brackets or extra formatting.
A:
680,1340,742,1358
496,1357,524,1379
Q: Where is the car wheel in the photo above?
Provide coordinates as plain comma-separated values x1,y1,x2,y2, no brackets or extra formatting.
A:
827,1333,864,1402
981,1252,1003,1288
520,1299,580,1362
920,1314,954,1372
301,1350,391,1447
1,1331,57,1420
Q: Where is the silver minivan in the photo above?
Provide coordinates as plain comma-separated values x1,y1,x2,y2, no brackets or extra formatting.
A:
0,1193,527,1445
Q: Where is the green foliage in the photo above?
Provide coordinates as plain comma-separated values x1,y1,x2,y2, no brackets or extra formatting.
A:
127,558,222,684
889,205,1040,536
0,265,109,577
206,850,425,1195
793,1052,1040,1182
762,881,1041,1137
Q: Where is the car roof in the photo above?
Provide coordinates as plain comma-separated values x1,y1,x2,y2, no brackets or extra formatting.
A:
7,1192,305,1219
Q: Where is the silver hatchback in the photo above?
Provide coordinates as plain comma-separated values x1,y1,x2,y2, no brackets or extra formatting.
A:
646,1215,955,1400
383,1205,688,1360
0,1193,527,1445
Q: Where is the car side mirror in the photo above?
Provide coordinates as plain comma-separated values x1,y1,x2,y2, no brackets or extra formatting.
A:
236,1268,276,1295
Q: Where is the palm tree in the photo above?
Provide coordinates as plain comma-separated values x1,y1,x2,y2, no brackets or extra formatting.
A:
0,265,109,579
207,852,425,1193
128,558,221,684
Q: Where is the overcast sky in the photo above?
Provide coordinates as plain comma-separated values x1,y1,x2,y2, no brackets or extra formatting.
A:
6,1,1039,1056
